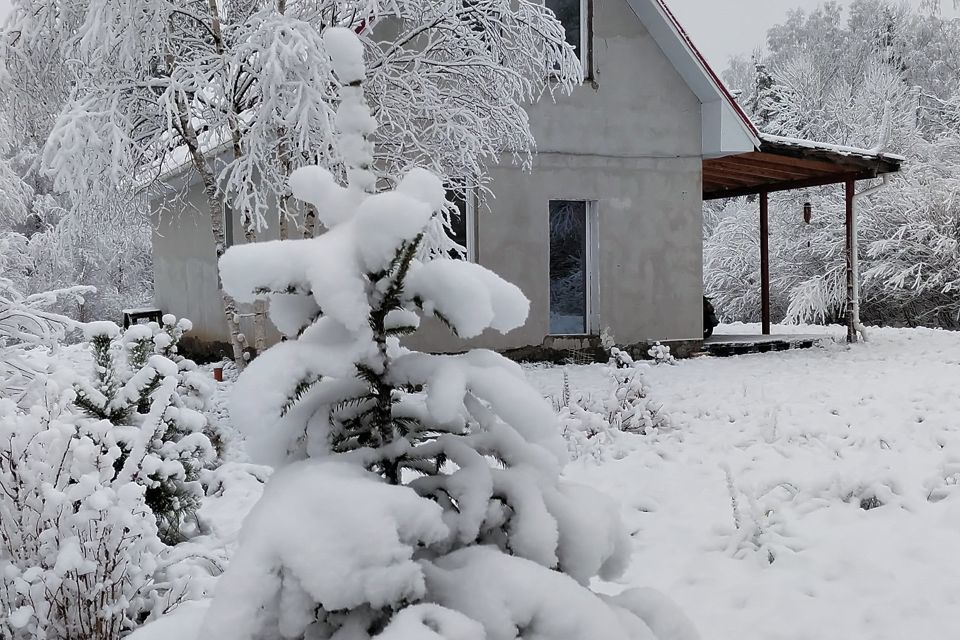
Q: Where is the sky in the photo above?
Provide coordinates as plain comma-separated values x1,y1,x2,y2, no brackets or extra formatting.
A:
0,0,956,67
669,0,960,69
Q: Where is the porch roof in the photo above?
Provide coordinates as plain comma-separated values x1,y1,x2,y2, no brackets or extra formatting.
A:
702,133,904,200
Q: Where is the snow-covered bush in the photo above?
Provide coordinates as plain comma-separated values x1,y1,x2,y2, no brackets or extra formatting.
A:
0,232,90,403
73,316,217,544
560,401,620,462
556,343,672,460
175,28,696,640
647,342,676,366
606,348,672,436
720,467,799,566
0,391,166,640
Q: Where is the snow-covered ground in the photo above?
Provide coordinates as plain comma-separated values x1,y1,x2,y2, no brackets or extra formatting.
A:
168,324,960,639
529,324,960,640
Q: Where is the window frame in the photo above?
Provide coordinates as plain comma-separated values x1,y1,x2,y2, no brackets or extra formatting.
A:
463,188,478,263
447,186,478,263
546,0,592,81
579,0,592,79
547,198,599,337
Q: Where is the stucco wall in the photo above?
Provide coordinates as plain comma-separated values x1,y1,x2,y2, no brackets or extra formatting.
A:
151,173,285,346
152,184,227,344
406,0,704,352
151,0,705,352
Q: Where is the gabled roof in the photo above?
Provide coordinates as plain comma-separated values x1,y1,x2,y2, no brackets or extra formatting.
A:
624,0,760,157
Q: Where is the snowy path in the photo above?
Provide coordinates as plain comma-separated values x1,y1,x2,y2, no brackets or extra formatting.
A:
530,326,960,640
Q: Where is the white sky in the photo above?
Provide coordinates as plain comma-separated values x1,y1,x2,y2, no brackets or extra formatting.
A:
668,0,960,69
0,0,956,69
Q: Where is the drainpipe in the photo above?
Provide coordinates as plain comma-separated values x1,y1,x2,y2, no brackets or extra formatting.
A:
850,102,894,342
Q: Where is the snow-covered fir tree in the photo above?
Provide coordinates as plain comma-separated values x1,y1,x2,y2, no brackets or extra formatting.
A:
185,27,698,640
74,317,217,544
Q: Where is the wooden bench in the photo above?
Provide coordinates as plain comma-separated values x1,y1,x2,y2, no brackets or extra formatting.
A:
122,307,163,329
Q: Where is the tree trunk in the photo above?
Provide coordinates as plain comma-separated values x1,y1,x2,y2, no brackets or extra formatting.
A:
171,100,248,369
240,224,269,355
302,205,319,238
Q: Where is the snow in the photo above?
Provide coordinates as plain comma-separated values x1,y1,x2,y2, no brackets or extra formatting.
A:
407,259,530,338
323,27,367,85
760,133,907,163
199,460,450,640
528,324,960,640
128,601,211,640
81,320,121,340
423,546,664,640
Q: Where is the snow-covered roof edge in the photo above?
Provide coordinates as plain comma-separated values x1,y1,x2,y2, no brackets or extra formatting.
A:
759,133,906,164
625,0,760,158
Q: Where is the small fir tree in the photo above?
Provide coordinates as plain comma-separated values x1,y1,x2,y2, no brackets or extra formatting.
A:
73,316,216,544
194,28,697,640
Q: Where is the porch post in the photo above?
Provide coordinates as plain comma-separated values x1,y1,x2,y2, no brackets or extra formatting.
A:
760,191,771,335
845,179,858,344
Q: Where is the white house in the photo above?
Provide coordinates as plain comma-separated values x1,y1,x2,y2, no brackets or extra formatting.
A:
150,0,902,359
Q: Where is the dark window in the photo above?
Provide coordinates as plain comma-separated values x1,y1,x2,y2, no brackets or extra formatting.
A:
549,200,588,335
445,188,472,260
224,204,235,248
545,0,583,61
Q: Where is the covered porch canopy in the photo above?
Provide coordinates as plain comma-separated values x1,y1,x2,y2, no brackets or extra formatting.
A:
702,133,904,342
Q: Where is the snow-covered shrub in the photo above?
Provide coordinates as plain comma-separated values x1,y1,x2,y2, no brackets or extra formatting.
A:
720,467,800,566
0,232,90,402
560,401,619,462
0,391,166,640
606,349,672,435
647,342,676,366
73,316,217,544
178,28,696,640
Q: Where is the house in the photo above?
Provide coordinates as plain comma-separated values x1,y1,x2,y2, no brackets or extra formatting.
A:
150,0,902,359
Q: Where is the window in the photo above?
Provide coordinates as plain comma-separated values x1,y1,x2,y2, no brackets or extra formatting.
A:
549,200,597,335
223,204,235,248
445,187,476,261
545,0,589,71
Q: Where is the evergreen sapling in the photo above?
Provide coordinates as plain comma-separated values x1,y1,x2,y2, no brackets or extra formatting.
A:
73,316,217,544
194,27,698,640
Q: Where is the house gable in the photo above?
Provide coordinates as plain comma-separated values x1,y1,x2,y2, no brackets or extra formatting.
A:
624,0,759,158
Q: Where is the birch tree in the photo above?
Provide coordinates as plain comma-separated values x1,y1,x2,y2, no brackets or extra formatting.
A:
2,0,581,366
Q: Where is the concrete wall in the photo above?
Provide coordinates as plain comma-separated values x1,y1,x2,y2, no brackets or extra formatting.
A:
151,171,286,347
406,0,704,352
152,183,227,345
151,0,705,352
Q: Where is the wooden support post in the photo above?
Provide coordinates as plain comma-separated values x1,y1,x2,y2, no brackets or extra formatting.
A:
845,179,858,344
760,191,771,336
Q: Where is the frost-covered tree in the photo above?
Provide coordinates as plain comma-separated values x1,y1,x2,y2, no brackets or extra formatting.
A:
2,0,581,365
0,232,92,402
709,0,960,329
0,53,152,325
174,28,697,640
73,317,217,544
